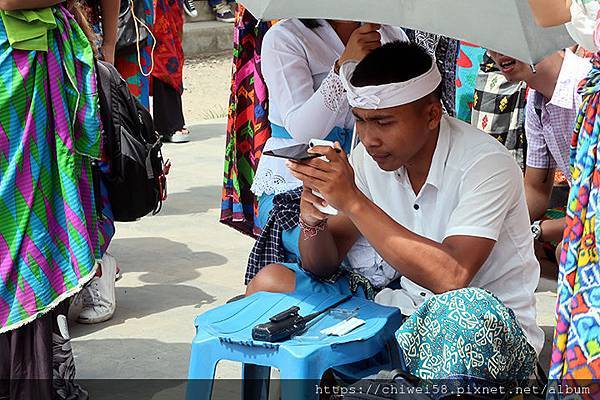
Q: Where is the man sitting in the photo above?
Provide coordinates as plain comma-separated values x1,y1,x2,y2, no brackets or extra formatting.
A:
246,42,543,382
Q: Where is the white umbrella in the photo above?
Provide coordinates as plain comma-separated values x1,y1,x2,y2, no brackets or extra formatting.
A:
239,0,574,65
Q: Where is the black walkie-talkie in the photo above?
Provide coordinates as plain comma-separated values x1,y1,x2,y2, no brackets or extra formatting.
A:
252,295,352,342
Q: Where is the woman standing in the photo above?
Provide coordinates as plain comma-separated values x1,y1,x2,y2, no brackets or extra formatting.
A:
152,0,189,143
0,0,106,398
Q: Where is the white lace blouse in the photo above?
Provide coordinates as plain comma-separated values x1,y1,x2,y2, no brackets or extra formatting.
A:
251,19,408,197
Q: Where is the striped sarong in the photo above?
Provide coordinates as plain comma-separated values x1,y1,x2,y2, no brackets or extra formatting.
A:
0,6,103,333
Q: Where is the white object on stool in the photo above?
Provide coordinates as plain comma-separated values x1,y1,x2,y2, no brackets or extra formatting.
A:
320,317,366,336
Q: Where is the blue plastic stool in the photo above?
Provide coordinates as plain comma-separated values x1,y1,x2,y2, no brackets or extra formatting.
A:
187,291,403,400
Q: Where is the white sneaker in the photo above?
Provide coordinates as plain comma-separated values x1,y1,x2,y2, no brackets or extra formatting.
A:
77,253,117,324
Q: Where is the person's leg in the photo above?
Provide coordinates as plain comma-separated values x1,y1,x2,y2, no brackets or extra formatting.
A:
76,254,117,324
0,311,54,400
246,263,296,295
154,79,188,143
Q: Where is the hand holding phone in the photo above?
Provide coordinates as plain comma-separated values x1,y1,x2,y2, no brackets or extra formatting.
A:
308,139,339,216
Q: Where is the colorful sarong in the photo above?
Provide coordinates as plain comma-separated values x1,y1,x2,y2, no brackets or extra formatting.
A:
0,6,102,333
220,6,274,237
551,56,600,392
152,0,184,94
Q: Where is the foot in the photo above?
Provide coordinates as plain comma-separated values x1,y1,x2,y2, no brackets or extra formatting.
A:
182,0,198,18
162,129,190,143
77,253,117,324
214,1,235,23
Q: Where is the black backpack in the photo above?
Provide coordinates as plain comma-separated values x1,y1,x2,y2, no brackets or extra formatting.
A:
95,60,169,222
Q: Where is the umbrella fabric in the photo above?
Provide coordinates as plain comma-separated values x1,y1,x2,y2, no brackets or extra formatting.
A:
220,6,274,237
238,0,573,64
550,56,600,389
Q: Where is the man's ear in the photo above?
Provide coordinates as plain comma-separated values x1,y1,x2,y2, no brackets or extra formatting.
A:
427,99,443,130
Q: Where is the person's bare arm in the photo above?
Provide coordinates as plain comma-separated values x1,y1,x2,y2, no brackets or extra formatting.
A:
528,0,572,27
345,194,496,294
99,0,119,64
0,0,63,10
298,188,361,279
524,167,555,221
540,217,566,243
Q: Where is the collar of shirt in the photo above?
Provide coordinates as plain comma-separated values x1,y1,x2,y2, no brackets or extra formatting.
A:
545,49,591,110
394,117,451,193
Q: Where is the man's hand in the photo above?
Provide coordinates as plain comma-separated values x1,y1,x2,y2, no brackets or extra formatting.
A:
339,23,382,65
287,145,361,214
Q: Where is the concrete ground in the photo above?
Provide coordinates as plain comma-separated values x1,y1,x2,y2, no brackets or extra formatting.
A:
71,56,250,385
70,55,559,386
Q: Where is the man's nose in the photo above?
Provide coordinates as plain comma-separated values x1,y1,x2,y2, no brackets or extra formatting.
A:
358,124,382,148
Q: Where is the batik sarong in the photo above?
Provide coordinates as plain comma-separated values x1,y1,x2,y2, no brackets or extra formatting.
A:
397,288,537,383
0,6,102,333
550,55,600,394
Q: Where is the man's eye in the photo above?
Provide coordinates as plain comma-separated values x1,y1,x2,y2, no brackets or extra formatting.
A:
377,120,390,126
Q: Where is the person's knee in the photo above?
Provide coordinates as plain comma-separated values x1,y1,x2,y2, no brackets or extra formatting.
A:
246,264,296,295
425,287,507,325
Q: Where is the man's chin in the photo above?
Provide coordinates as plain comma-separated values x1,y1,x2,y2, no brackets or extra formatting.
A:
375,160,399,172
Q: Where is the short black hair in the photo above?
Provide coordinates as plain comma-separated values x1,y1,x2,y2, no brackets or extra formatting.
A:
300,19,321,29
351,41,442,100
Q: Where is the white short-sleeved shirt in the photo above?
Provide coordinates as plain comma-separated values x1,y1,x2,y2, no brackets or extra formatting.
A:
251,19,407,196
349,115,544,355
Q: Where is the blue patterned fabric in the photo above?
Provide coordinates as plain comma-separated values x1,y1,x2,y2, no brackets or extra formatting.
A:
397,288,537,382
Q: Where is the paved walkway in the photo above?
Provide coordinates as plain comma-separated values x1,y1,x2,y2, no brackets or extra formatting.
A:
71,119,559,384
71,120,251,384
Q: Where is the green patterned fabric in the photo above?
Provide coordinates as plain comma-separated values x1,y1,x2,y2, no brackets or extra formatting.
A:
397,288,537,382
0,9,56,51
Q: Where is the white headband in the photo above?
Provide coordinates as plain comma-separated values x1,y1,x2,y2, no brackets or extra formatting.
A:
339,60,442,109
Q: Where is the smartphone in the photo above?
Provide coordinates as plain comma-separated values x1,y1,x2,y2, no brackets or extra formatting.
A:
263,144,321,161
